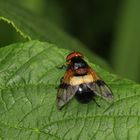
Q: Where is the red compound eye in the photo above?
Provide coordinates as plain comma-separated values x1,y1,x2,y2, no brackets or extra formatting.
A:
66,52,83,61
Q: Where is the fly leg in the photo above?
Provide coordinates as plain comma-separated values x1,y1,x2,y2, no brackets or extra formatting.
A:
93,98,100,107
57,64,67,70
55,77,64,89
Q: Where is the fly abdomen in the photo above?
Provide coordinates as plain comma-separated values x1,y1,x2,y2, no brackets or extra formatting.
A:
75,84,95,103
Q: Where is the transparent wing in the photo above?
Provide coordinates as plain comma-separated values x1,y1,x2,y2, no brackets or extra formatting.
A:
87,80,113,102
57,83,78,110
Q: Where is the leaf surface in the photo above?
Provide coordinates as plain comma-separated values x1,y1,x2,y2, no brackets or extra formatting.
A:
0,41,139,140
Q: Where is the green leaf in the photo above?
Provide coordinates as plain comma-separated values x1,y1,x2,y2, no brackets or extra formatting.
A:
112,0,140,82
0,40,140,140
0,0,111,71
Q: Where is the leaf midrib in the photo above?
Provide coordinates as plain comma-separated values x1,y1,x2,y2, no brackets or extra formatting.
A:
0,115,139,134
0,122,62,140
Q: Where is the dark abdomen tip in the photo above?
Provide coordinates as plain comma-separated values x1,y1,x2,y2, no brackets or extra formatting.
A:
75,84,95,103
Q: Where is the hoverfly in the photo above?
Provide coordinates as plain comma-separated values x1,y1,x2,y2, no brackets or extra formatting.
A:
57,52,113,110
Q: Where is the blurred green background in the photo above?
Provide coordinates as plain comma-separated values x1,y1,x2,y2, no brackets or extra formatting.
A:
0,0,140,82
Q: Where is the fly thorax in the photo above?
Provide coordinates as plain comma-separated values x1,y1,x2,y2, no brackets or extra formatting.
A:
74,68,88,75
70,57,88,75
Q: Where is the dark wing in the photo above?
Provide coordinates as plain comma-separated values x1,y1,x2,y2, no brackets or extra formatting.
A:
87,80,113,102
57,70,78,110
57,84,78,110
86,68,113,101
